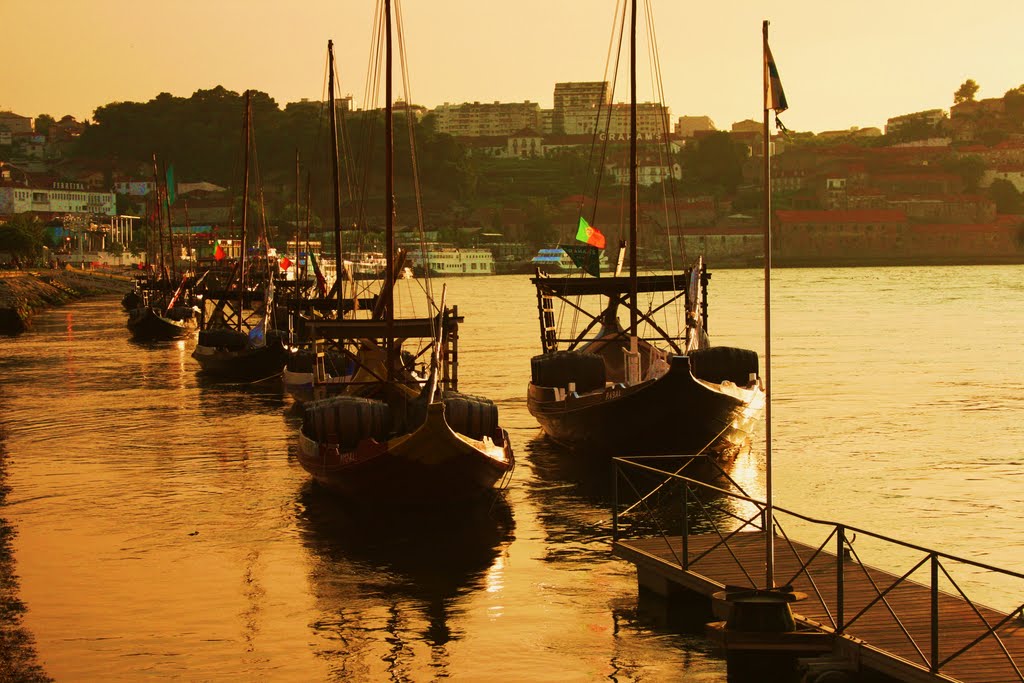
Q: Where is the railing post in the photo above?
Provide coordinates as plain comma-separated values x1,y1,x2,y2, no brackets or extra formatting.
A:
682,483,689,570
612,461,619,542
931,552,939,673
836,525,845,634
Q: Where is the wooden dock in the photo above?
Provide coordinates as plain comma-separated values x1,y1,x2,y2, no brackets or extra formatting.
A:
614,531,1024,683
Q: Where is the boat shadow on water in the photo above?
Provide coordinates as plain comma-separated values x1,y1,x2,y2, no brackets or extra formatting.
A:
294,482,515,670
525,434,751,562
194,373,290,413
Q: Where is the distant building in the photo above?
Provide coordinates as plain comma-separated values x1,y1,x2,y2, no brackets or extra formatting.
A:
506,129,544,159
432,101,541,137
552,81,611,134
0,175,116,218
981,165,1024,193
731,119,761,134
606,153,681,187
0,111,33,135
884,109,945,136
675,115,715,137
817,127,883,141
114,180,157,196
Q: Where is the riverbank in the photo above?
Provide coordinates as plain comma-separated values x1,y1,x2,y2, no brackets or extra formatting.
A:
0,270,128,335
0,425,51,683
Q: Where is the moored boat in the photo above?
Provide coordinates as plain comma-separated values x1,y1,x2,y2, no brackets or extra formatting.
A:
294,25,514,504
191,92,287,382
126,302,196,341
525,0,764,459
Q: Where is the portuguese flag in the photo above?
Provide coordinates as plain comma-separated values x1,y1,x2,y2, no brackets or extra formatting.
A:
576,216,606,249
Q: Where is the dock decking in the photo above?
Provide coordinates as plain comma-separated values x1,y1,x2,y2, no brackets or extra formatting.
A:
614,531,1024,683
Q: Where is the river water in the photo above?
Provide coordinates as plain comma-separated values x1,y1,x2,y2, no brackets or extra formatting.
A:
1,265,1023,681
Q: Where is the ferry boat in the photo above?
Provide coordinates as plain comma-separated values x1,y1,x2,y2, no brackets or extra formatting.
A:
410,244,495,277
529,247,610,275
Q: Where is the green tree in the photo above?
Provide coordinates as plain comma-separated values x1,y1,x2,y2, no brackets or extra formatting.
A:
522,199,556,248
34,114,55,137
941,154,986,192
990,179,1023,214
1004,84,1024,119
954,79,979,104
0,215,48,258
679,132,745,195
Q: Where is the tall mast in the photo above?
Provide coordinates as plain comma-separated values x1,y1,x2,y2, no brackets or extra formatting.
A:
384,0,395,381
239,89,251,332
150,154,165,282
328,40,344,318
294,147,300,275
628,0,638,337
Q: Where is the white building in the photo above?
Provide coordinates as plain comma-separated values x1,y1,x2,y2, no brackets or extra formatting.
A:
0,179,116,217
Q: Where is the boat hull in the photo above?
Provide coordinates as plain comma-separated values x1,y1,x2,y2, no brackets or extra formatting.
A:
192,340,288,382
527,355,763,457
297,403,514,505
126,306,195,342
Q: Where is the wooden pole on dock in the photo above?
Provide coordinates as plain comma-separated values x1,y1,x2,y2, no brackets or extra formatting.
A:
762,19,788,589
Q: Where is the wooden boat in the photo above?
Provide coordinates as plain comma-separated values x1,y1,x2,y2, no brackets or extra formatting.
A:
295,26,514,504
126,302,196,341
191,92,287,382
526,1,764,458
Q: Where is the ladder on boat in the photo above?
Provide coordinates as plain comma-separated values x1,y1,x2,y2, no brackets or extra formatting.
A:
535,273,558,353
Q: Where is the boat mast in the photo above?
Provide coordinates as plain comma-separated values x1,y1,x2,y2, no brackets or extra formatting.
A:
294,148,300,278
628,0,638,337
161,158,176,283
150,154,166,284
384,0,395,381
328,40,344,318
239,90,251,332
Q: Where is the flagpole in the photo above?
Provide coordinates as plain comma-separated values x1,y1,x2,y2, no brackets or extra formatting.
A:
762,19,775,590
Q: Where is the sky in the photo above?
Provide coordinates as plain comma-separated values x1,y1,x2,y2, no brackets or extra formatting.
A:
3,0,1023,135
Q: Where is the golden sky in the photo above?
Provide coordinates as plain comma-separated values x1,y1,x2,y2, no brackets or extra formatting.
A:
3,0,1022,134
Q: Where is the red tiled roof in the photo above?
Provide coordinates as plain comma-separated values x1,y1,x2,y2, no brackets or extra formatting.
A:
886,194,988,203
871,172,960,182
995,215,1024,227
909,223,1016,234
776,209,907,223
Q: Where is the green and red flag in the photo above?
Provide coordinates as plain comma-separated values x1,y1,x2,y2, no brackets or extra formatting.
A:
575,216,606,249
214,243,226,261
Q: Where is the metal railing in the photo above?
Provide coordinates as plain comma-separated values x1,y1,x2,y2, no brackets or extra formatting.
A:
612,456,1024,679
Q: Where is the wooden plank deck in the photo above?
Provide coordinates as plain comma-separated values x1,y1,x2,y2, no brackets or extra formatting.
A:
614,532,1024,683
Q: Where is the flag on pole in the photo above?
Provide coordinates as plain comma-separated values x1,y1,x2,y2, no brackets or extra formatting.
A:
279,256,292,271
560,243,601,278
214,243,226,261
165,165,176,204
763,38,787,114
575,216,606,249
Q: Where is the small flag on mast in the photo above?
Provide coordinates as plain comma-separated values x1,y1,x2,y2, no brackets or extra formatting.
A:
575,216,606,249
763,36,787,113
763,21,788,133
213,243,226,261
165,165,176,205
